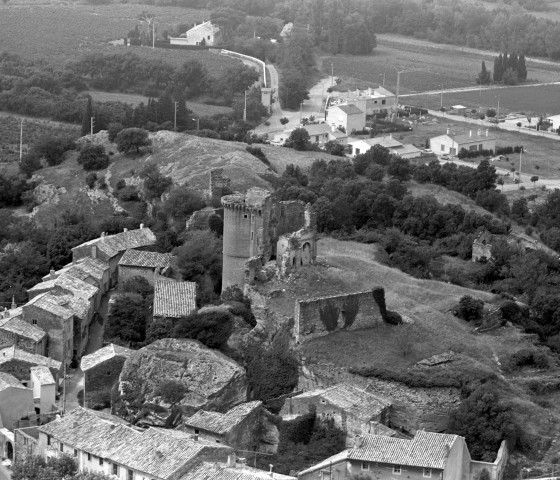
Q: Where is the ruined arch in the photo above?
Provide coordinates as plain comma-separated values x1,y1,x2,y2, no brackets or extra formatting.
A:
302,242,312,265
5,441,13,460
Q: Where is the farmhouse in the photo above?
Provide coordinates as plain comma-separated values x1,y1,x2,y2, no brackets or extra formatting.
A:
326,103,366,134
333,87,397,115
429,129,496,156
169,21,222,46
349,136,422,159
299,431,508,480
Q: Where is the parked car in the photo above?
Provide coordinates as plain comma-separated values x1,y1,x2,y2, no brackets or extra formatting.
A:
441,154,450,160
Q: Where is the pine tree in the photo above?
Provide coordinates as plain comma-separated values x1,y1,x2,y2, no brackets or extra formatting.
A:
157,94,175,124
518,54,527,81
493,54,503,82
81,96,92,137
147,98,157,123
132,102,147,127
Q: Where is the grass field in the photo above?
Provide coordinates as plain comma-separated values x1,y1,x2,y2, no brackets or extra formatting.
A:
405,84,560,116
323,34,560,96
87,91,234,116
0,3,239,74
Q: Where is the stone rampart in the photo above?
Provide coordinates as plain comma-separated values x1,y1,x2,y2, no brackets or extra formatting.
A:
294,290,383,342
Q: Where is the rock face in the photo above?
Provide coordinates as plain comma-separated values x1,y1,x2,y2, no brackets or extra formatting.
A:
120,338,248,415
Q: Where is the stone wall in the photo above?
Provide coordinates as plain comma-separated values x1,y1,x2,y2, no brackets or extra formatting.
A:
14,427,39,462
0,330,45,355
294,290,383,342
84,356,127,408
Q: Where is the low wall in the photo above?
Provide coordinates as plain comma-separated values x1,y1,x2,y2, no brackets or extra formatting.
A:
294,289,383,342
470,441,509,480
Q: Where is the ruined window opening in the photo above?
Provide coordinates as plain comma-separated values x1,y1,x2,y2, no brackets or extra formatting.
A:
393,466,401,474
60,443,64,452
361,463,370,471
424,468,432,478
99,458,104,466
88,453,91,462
195,429,199,434
47,435,51,446
113,464,119,475
107,371,111,376
292,257,296,266
243,214,248,219
32,319,37,325
74,449,78,457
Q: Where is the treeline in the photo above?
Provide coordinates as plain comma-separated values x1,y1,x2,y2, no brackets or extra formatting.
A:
492,53,527,84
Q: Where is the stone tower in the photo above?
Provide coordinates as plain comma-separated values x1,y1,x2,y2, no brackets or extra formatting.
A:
221,188,274,291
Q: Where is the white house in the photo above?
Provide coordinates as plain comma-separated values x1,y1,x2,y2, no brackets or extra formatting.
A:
169,21,222,46
273,124,348,146
333,87,396,115
349,136,422,159
326,104,366,134
29,366,56,414
430,129,496,156
547,114,560,131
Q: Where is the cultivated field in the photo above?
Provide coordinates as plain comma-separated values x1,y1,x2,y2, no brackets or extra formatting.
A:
0,3,238,74
323,34,560,95
405,84,560,117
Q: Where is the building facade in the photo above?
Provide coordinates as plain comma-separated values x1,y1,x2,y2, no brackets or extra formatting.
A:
326,104,366,134
430,130,496,156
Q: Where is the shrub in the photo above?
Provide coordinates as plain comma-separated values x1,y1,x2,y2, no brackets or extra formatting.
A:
85,172,97,189
319,301,339,331
502,348,553,372
342,296,360,328
117,185,140,201
77,144,109,170
455,295,484,322
173,310,234,349
158,380,187,405
107,122,124,142
385,310,403,325
89,388,112,410
115,128,151,154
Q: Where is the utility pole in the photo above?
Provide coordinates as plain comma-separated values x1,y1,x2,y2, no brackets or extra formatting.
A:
243,89,247,122
496,94,500,120
331,62,334,88
152,21,155,49
174,101,178,131
19,119,23,161
90,117,95,135
519,147,524,185
440,84,444,109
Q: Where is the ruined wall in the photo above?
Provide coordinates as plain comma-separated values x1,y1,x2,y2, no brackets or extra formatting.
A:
185,208,222,232
14,427,39,462
274,201,307,238
277,228,316,277
209,168,232,203
117,265,162,289
294,290,383,342
472,241,493,262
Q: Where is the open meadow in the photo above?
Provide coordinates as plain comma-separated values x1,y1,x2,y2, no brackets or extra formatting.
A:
0,3,239,74
324,34,560,96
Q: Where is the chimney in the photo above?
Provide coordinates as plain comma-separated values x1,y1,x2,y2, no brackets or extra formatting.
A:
227,454,236,468
269,464,274,477
11,296,16,310
446,128,450,135
469,130,472,137
140,223,144,229
123,228,128,233
193,433,198,442
50,268,56,280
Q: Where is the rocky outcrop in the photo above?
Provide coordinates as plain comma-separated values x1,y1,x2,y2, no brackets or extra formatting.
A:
120,338,248,416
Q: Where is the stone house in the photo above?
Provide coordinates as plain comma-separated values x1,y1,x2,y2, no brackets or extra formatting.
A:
169,20,222,46
326,103,366,134
186,460,296,480
80,343,133,408
13,425,40,461
0,346,61,386
0,307,47,355
37,407,233,480
430,130,496,156
298,431,508,480
281,384,392,445
118,250,172,289
29,366,56,414
182,401,264,450
0,372,34,431
44,257,111,295
22,293,74,366
71,226,157,288
153,280,197,320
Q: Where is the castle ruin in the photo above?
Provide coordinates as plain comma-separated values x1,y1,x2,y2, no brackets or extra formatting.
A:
221,188,316,290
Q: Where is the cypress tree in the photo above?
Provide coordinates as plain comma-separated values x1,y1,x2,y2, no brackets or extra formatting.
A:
510,54,519,78
493,54,503,82
503,53,510,72
518,54,527,81
81,96,93,137
479,61,490,84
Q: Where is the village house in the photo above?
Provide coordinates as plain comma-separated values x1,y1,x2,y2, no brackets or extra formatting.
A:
169,21,222,46
71,226,157,287
274,124,348,146
153,280,197,321
118,250,172,289
0,372,34,431
43,256,111,296
298,431,508,480
281,384,393,445
35,407,234,480
185,460,296,480
0,307,47,356
182,401,266,451
333,87,397,116
349,136,422,159
80,343,133,408
429,129,496,156
29,366,57,414
326,103,366,134
21,293,74,366
0,346,61,386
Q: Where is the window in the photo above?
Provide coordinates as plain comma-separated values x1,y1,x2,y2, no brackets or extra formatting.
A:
88,453,91,462
393,466,401,474
243,214,248,219
374,100,378,104
128,469,134,480
382,100,386,105
47,435,51,446
32,319,37,325
440,144,445,151
73,448,78,457
424,468,432,477
469,145,477,151
194,429,199,434
107,371,111,376
355,148,360,155
361,463,370,471
113,464,119,475
99,458,104,466
60,443,64,452
478,144,483,150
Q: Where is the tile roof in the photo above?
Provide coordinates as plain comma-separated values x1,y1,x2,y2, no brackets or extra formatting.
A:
25,293,73,319
351,136,403,149
304,123,332,136
45,257,110,283
0,346,61,370
109,427,230,479
293,384,390,419
30,366,55,385
80,344,133,372
332,104,363,115
0,371,28,391
153,280,197,318
299,431,458,476
431,133,496,144
184,401,262,435
72,228,156,259
29,274,98,300
0,313,46,342
119,249,172,269
185,462,297,480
